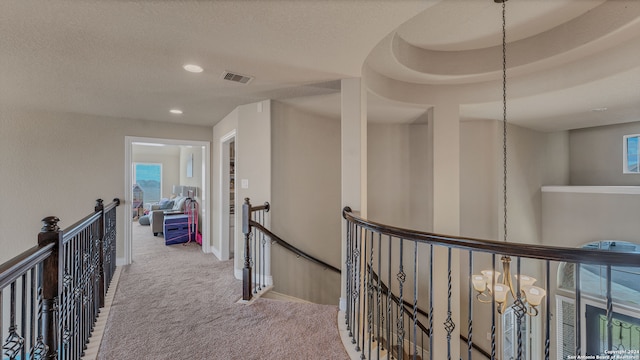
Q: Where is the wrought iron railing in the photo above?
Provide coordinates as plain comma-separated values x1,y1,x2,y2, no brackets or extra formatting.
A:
241,198,342,301
241,198,271,301
1,198,120,360
343,207,640,360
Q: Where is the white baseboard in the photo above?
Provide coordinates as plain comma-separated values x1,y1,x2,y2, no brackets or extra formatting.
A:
233,268,272,286
211,246,222,260
116,257,127,266
338,311,369,360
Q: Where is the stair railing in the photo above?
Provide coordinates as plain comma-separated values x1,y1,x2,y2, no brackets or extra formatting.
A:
343,207,640,360
241,197,342,301
242,198,270,301
0,198,120,360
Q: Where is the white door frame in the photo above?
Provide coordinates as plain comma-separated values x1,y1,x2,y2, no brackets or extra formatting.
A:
124,136,211,264
218,130,236,260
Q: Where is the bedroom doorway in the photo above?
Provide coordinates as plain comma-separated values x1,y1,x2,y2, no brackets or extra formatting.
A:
219,131,236,261
124,136,211,265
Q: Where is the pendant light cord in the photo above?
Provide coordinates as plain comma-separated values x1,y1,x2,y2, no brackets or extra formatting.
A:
502,1,508,243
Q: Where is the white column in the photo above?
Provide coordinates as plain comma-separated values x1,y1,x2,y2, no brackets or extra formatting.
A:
431,102,461,360
340,78,367,310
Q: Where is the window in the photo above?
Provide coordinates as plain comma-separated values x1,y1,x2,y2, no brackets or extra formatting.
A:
557,241,640,358
503,305,529,360
133,163,162,204
623,134,640,173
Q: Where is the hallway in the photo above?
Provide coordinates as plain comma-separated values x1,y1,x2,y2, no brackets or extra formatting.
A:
95,224,348,359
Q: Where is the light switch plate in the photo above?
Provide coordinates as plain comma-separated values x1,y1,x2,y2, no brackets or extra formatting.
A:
241,179,249,189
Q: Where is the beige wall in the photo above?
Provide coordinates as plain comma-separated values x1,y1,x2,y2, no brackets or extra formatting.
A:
367,121,431,231
179,146,204,202
235,101,271,274
0,108,212,264
460,120,500,241
211,101,271,272
542,190,640,248
458,120,570,356
460,120,569,243
570,121,640,185
270,101,341,305
367,123,412,227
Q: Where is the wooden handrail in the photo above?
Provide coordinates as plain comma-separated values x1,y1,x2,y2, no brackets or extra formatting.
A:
0,244,55,289
343,207,640,267
0,197,120,359
251,221,341,274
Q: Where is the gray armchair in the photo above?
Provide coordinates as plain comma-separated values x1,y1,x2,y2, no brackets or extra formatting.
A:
149,196,189,236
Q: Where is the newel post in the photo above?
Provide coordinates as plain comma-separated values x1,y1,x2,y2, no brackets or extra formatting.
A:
242,198,252,301
95,199,106,308
38,216,62,360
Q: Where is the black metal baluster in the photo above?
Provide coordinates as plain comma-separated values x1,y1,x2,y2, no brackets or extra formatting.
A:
85,227,90,352
606,264,612,352
21,274,27,360
575,263,581,356
367,231,374,360
257,210,262,292
516,257,524,360
387,235,392,356
376,232,382,360
78,233,84,358
491,253,496,360
63,242,71,360
345,220,352,336
73,238,79,360
397,238,405,360
74,237,80,360
82,229,87,355
261,210,266,288
413,241,418,360
468,251,473,360
4,282,25,360
34,270,46,359
95,220,101,330
252,224,257,294
355,224,362,353
66,239,72,360
444,248,454,360
429,245,433,360
30,268,36,359
361,230,369,360
545,260,550,360
351,223,358,346
0,289,3,360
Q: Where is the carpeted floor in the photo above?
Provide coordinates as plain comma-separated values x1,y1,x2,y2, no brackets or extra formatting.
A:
97,223,349,360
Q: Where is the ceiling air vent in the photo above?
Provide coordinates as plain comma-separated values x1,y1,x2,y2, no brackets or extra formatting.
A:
221,71,253,84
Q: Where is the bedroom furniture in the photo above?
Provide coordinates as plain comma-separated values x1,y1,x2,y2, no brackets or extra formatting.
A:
164,214,191,245
150,196,189,236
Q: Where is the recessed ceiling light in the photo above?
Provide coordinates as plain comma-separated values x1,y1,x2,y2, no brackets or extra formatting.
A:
591,107,608,112
170,109,183,115
183,64,203,73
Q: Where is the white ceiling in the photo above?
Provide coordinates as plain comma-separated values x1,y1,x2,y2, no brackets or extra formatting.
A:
2,0,640,132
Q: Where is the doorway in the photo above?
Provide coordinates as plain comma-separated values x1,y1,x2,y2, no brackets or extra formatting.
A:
219,131,236,260
124,136,211,264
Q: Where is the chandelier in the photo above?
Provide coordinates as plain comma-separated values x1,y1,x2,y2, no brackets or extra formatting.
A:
471,0,546,317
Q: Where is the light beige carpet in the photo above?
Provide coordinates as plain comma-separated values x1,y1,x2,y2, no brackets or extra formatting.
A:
97,223,349,360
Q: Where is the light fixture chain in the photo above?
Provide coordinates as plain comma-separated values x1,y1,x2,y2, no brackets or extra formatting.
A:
502,0,508,243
